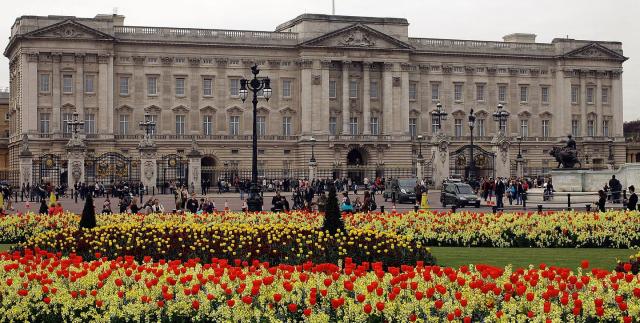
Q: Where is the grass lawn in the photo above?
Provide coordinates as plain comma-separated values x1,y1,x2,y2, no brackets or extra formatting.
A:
431,247,633,269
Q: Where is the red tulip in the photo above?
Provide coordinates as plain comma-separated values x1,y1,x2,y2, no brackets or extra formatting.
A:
157,300,164,308
95,300,103,308
356,294,365,303
242,296,252,305
363,303,372,314
273,293,282,302
623,263,632,272
435,300,444,310
192,300,199,310
288,303,298,313
580,260,589,269
227,299,235,307
303,308,311,317
376,302,385,312
43,297,51,304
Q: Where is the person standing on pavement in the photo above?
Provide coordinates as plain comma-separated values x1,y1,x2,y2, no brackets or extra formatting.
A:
186,195,199,213
596,190,607,212
495,178,506,209
627,185,637,211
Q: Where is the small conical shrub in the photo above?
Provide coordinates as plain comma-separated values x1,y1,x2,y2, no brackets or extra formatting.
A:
322,185,344,234
79,193,96,229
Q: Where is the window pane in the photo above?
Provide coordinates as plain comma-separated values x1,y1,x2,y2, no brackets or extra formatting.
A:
120,77,129,95
571,86,579,104
39,74,50,93
282,80,291,98
409,118,417,137
229,79,239,96
542,120,550,138
498,85,507,102
476,119,485,137
586,87,594,104
203,78,213,96
541,87,549,103
349,117,358,135
454,84,463,101
476,84,484,101
454,119,462,137
329,80,337,98
370,117,379,135
520,120,528,137
282,116,291,136
85,114,95,134
431,83,439,100
370,81,378,98
176,78,185,96
329,117,337,135
257,116,266,135
62,75,73,93
119,115,129,134
520,86,528,102
409,82,417,100
602,88,609,104
203,115,213,135
230,116,240,135
176,115,185,134
148,77,157,95
349,80,358,98
39,113,50,133
85,75,95,93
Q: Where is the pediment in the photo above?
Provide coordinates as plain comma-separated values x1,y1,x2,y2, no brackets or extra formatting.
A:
25,19,115,41
300,24,413,51
563,43,627,61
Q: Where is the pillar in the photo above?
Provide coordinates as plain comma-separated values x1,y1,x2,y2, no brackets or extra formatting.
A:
492,138,511,179
66,147,86,186
431,136,450,189
24,53,39,134
382,62,394,134
341,60,351,135
399,65,410,135
187,150,202,195
139,147,158,193
300,59,313,135
19,154,33,186
362,62,371,135
516,158,524,179
309,160,317,181
416,157,424,183
320,60,331,135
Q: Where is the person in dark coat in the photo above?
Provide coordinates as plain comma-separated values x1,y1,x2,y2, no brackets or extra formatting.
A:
186,195,199,213
495,178,506,209
627,185,638,211
39,199,48,214
596,190,607,212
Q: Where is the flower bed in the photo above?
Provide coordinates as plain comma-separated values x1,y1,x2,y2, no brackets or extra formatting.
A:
1,249,638,322
3,210,640,247
21,223,435,267
616,251,640,274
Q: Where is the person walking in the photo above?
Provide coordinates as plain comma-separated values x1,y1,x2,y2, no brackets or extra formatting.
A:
596,190,607,212
495,178,506,210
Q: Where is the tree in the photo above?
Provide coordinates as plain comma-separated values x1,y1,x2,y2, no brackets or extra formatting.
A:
322,184,344,234
79,193,96,229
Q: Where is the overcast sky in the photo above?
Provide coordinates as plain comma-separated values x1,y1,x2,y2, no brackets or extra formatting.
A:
1,0,638,120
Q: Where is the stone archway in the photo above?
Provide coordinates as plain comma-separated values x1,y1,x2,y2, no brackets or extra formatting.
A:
201,155,218,188
346,147,368,184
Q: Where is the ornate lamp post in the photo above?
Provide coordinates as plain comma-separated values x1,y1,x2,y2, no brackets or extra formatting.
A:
493,104,510,135
417,135,424,159
516,136,525,178
431,102,448,134
239,64,272,212
309,136,317,163
468,109,477,185
68,112,85,140
608,138,615,168
139,114,156,141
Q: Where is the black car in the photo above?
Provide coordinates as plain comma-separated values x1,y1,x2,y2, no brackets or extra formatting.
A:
440,182,480,208
383,178,417,204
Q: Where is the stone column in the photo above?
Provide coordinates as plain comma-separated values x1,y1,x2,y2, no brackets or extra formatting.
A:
492,136,511,179
431,135,450,189
400,64,410,135
516,156,525,179
66,146,86,187
362,62,371,135
611,71,623,137
97,54,110,135
24,53,39,134
579,71,587,137
309,160,317,181
139,146,158,194
382,62,394,134
300,59,313,135
320,60,331,135
416,156,424,183
19,151,33,187
187,140,202,195
341,61,351,135
75,54,85,122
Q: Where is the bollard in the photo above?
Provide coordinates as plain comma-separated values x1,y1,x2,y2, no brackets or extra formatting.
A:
522,192,527,209
585,204,591,212
492,206,497,214
20,191,24,202
537,204,543,213
567,193,571,210
153,187,156,196
380,205,385,213
414,205,419,212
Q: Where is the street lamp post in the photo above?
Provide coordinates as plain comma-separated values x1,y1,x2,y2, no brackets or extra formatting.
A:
68,112,85,139
468,109,476,185
516,136,523,159
139,114,156,140
309,136,317,163
608,138,615,168
516,136,525,178
492,104,510,135
417,135,424,159
431,102,448,134
239,64,272,212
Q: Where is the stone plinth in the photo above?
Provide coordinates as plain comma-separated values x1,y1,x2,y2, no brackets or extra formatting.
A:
551,163,640,192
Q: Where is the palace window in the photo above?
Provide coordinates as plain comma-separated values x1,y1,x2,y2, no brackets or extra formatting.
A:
602,87,609,104
62,113,73,134
431,83,439,101
229,79,240,96
175,115,186,135
39,74,50,93
586,87,595,104
282,116,292,136
62,74,73,94
476,118,485,137
349,117,359,135
409,117,417,138
454,119,462,137
257,116,266,136
147,115,157,135
203,78,213,96
571,119,580,137
587,119,595,136
520,86,529,103
119,114,129,134
498,85,507,102
431,116,439,134
541,86,550,104
329,80,337,99
571,85,580,104
39,113,50,133
84,74,95,93
282,79,292,98
602,120,610,137
147,76,158,96
175,77,186,96
370,80,379,99
229,116,240,135
84,114,95,134
119,77,129,95
476,84,485,101
203,115,213,135
370,117,379,135
542,120,550,138
409,82,418,101
520,119,529,138
329,117,337,135
349,80,358,99
454,83,463,101
499,119,507,134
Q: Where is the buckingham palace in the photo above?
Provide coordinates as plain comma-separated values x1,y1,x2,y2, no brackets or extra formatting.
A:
3,13,627,190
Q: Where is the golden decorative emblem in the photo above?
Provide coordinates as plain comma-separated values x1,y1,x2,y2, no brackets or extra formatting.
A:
168,157,177,167
45,158,55,168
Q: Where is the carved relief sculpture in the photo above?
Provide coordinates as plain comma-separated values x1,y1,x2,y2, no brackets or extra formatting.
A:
338,30,375,47
71,161,82,182
143,160,155,181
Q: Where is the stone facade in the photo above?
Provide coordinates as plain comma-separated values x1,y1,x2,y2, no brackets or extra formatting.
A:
0,90,8,168
3,13,628,186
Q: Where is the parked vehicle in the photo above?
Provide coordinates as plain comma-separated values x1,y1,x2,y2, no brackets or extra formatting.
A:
440,181,480,208
383,177,417,204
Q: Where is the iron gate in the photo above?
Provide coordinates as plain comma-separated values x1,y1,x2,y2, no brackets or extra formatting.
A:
85,152,140,185
32,154,65,186
157,154,188,188
449,145,495,180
